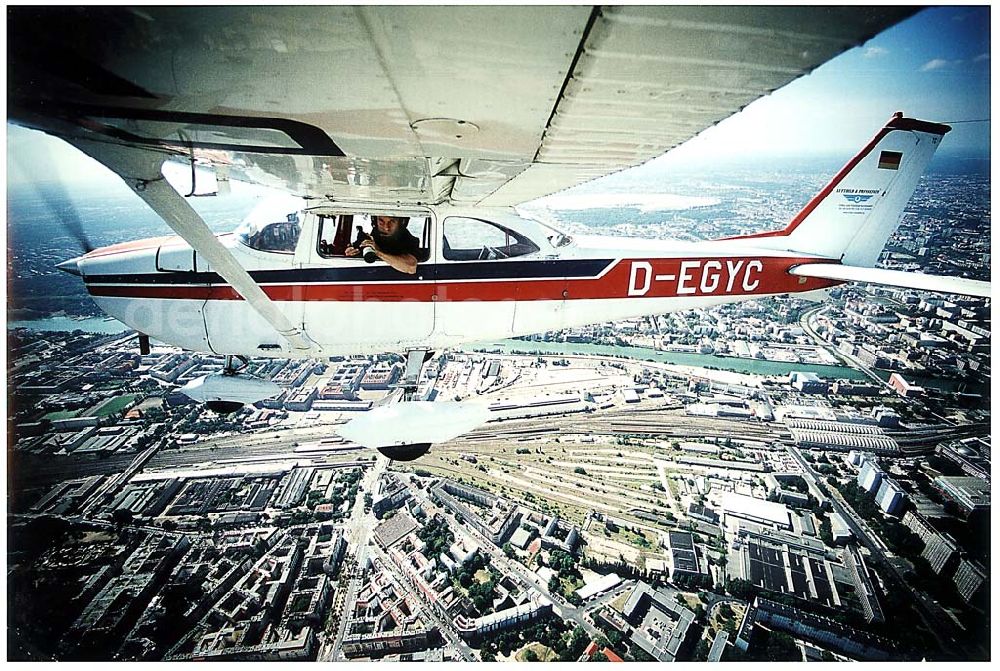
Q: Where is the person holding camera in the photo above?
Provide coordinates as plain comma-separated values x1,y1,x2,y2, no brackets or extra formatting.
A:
345,215,426,275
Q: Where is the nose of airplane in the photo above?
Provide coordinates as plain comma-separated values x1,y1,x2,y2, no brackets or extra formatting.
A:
56,256,82,276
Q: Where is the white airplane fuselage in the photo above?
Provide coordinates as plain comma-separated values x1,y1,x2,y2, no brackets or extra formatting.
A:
71,204,841,357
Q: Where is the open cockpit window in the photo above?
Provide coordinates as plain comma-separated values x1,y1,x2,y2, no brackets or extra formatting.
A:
442,217,539,261
317,214,356,257
317,213,431,261
235,198,304,254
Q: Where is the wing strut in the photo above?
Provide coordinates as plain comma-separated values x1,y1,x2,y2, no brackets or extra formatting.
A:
65,139,318,355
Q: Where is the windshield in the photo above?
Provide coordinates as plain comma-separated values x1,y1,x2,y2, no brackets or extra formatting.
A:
512,209,573,248
235,197,305,253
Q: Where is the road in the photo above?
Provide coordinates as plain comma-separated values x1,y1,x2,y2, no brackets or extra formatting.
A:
800,305,890,388
786,444,960,654
317,455,385,661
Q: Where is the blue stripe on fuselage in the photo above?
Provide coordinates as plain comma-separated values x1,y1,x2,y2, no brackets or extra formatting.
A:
83,258,616,285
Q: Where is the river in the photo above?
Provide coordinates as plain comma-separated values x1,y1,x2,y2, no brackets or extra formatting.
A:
466,339,870,380
9,318,972,391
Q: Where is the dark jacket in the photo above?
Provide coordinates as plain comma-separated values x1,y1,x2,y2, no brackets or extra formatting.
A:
372,226,429,262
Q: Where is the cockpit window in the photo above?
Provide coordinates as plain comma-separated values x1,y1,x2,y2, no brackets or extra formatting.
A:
442,217,539,261
317,213,431,261
235,198,304,254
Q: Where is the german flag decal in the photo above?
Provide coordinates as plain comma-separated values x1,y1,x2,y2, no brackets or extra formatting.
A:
878,150,902,170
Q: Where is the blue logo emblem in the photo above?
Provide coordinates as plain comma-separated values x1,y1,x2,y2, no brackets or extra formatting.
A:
843,194,874,204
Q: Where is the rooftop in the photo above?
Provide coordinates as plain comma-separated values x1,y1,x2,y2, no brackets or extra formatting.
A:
720,492,791,527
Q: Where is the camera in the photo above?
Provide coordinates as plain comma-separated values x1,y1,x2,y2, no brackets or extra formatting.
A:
363,247,378,263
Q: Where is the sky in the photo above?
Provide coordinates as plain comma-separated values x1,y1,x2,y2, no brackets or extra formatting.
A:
661,5,991,163
6,5,991,189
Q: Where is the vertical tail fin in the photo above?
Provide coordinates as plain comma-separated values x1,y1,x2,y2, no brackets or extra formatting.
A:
728,113,950,266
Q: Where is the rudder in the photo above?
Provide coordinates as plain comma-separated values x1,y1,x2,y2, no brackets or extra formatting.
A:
728,113,950,266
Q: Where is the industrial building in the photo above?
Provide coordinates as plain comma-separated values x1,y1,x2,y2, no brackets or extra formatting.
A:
666,531,709,582
575,573,621,601
373,512,420,550
789,371,828,394
791,424,899,453
734,527,840,608
619,582,695,662
888,373,925,398
842,545,885,624
719,492,792,531
933,476,991,516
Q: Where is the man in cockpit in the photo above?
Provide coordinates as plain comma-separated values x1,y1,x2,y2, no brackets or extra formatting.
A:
345,215,427,274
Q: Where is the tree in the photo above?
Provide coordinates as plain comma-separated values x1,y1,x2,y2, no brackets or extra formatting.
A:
726,578,757,601
112,508,134,529
763,631,800,661
523,648,539,662
561,626,590,662
468,577,497,614
694,638,711,661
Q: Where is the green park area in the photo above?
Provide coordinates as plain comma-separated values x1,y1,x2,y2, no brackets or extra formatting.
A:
42,409,80,421
93,394,138,417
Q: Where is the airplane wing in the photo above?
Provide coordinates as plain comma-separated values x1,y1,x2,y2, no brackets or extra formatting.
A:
9,6,915,207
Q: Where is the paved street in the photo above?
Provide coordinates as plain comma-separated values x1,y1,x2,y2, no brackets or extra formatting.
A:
317,456,385,661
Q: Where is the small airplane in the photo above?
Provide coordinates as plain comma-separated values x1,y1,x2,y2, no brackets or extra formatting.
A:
9,7,990,460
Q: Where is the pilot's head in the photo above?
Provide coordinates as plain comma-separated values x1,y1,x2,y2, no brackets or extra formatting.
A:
374,215,407,237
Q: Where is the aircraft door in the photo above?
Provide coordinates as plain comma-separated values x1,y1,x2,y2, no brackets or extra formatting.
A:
300,212,435,354
436,216,517,342
511,258,567,335
202,208,307,356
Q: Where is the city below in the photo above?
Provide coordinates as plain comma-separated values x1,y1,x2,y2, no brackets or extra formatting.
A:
7,165,990,662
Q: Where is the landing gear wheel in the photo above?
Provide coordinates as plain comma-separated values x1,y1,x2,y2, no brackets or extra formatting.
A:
205,400,246,415
377,444,432,461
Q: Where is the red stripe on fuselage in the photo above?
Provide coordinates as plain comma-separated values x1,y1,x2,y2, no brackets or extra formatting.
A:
82,236,178,259
86,256,841,302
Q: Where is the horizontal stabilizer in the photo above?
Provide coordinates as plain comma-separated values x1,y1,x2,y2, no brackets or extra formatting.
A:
789,264,990,298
